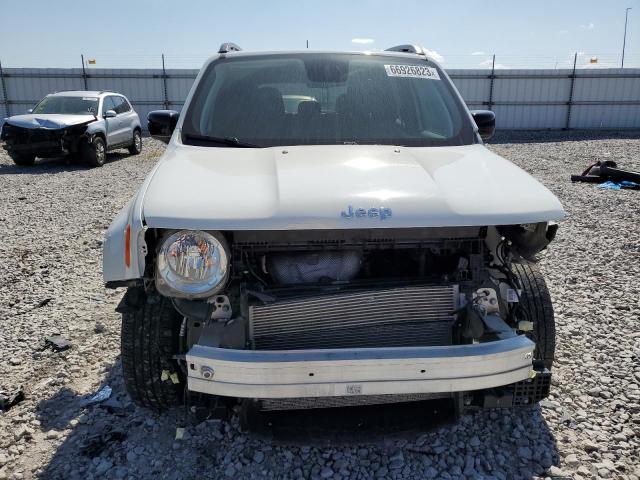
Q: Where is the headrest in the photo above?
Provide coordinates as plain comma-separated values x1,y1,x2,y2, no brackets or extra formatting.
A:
297,100,321,117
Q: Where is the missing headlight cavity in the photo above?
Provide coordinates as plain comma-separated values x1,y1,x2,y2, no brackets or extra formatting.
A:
498,222,558,261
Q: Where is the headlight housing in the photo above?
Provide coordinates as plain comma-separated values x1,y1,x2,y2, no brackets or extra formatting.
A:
156,230,229,299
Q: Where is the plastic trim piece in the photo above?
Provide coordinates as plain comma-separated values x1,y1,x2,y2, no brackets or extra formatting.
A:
218,43,242,54
385,45,427,56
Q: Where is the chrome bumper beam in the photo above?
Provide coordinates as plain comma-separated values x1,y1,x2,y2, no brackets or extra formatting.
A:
185,336,535,399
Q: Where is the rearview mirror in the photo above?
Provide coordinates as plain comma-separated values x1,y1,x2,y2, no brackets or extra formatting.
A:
148,110,180,144
104,110,117,118
470,110,496,141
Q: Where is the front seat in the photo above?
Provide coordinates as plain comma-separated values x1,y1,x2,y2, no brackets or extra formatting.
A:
251,87,286,139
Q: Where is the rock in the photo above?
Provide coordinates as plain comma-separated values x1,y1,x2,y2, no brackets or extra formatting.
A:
375,466,388,478
612,432,626,442
320,467,334,478
588,387,602,396
517,446,533,460
582,440,600,453
389,451,404,469
577,466,591,476
94,459,112,476
117,467,130,479
564,454,579,467
548,465,564,476
253,451,264,464
598,468,611,478
424,466,439,478
13,427,32,441
463,466,478,477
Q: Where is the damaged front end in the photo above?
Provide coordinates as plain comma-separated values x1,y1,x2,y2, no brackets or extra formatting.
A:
125,225,554,414
1,120,95,158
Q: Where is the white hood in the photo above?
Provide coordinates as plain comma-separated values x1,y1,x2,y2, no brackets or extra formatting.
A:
141,144,565,230
5,114,96,129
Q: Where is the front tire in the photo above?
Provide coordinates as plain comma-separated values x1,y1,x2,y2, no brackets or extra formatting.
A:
121,288,184,410
9,152,35,166
512,262,556,370
128,129,142,155
83,136,106,167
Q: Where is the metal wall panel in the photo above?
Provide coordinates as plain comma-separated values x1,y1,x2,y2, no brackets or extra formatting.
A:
5,68,85,109
571,105,640,128
165,69,198,110
573,69,640,101
448,69,492,105
1,67,639,130
493,70,572,102
493,105,567,129
86,68,165,102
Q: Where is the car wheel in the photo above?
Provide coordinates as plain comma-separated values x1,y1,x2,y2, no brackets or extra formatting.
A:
83,136,107,167
9,152,36,166
121,287,184,410
512,262,556,370
128,129,142,155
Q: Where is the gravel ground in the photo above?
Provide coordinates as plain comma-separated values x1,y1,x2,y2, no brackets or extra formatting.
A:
0,131,639,480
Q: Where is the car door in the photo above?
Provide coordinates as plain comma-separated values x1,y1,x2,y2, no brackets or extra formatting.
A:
102,96,121,147
115,96,135,145
111,96,133,146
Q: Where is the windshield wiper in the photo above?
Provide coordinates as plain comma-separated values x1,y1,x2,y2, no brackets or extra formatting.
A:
183,133,261,148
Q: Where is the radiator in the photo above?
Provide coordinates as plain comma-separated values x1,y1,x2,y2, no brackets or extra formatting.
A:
250,285,457,350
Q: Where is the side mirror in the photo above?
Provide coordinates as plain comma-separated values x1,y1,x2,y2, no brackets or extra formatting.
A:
470,110,496,141
104,110,117,118
148,110,180,144
27,109,33,114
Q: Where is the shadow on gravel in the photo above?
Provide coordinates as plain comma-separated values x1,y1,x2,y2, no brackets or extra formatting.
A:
246,398,457,447
35,359,154,479
489,128,640,144
0,152,130,175
37,357,560,479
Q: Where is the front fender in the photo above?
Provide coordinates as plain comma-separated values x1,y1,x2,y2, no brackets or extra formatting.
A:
103,197,147,283
102,148,172,285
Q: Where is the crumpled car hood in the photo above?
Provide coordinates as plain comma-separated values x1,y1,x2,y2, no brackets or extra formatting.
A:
142,143,565,230
5,114,96,130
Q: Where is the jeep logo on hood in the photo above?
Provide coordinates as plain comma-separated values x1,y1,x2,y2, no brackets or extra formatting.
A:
341,205,392,220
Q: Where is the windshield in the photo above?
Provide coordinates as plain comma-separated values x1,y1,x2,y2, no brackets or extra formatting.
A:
32,96,99,115
182,53,474,148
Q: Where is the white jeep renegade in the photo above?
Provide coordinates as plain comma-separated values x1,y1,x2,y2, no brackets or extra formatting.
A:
103,43,564,417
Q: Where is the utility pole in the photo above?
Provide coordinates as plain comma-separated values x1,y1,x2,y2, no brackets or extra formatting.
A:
306,40,309,49
622,7,632,68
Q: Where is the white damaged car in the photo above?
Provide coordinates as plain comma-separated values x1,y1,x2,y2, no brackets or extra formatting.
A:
103,44,564,417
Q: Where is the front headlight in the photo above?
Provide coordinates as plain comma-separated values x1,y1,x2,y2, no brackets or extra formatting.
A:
156,230,229,298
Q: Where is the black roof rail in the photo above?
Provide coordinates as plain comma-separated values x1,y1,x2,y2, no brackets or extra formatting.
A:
218,42,242,54
385,45,426,56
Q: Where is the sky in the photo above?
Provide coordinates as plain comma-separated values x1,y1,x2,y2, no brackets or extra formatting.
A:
0,0,638,70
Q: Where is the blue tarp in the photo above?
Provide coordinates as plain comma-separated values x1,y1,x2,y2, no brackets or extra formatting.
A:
598,180,640,190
